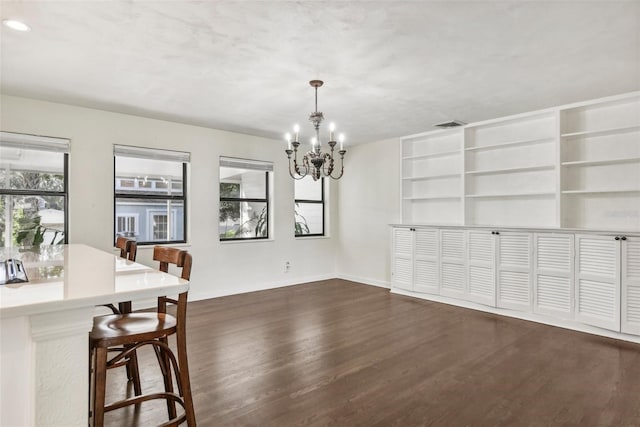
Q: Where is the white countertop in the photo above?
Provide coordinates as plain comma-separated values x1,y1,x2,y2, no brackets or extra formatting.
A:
0,244,189,318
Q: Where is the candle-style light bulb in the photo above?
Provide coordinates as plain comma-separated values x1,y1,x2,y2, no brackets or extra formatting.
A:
329,122,336,141
285,133,292,150
338,133,345,151
293,124,300,142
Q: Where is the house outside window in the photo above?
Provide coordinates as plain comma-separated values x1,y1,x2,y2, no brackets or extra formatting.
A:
295,178,325,236
114,145,189,245
219,157,272,241
0,132,69,248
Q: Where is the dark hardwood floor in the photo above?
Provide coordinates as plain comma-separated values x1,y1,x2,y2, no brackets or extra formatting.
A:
105,279,640,426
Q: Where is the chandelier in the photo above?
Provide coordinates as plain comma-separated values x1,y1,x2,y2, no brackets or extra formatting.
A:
285,80,347,180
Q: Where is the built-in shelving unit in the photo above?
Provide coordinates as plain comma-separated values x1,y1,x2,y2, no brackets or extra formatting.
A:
559,93,640,230
401,129,464,224
400,91,640,231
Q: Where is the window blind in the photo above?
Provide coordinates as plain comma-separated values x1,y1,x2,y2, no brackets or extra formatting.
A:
0,131,70,153
220,156,273,171
114,145,190,163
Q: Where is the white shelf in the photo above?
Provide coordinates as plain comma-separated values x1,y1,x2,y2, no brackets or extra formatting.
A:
465,136,553,152
465,191,555,199
466,164,555,176
403,195,461,201
401,90,640,230
562,189,640,194
561,157,640,167
402,150,460,160
402,173,460,181
561,124,640,139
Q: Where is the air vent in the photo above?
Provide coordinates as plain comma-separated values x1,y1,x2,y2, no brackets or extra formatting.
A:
434,120,467,128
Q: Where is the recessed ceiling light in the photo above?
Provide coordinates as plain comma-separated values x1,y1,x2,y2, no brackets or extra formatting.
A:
2,19,31,32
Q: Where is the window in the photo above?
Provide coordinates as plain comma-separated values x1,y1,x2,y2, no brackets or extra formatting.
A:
0,132,69,248
116,214,138,237
294,178,325,236
152,213,168,240
219,157,272,241
114,145,189,245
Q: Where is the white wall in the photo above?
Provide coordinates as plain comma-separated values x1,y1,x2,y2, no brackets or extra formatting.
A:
0,95,338,300
336,138,401,287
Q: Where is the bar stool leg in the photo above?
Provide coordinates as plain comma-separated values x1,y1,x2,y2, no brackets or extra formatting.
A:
154,337,177,420
93,346,108,427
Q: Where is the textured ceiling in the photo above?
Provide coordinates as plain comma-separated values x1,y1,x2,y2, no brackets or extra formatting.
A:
1,1,639,145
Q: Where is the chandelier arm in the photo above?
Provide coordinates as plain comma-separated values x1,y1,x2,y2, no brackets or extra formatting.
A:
320,151,334,177
327,151,346,180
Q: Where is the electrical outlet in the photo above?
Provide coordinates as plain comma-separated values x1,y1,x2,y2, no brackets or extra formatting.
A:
284,261,291,273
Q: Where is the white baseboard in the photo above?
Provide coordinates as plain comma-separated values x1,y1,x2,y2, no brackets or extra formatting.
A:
390,287,640,345
336,273,390,289
186,273,336,302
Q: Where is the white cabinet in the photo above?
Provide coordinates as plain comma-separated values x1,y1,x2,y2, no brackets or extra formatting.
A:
533,233,574,319
496,232,533,311
621,236,640,334
466,230,495,306
391,227,413,291
465,230,533,310
391,227,439,294
391,226,640,339
574,234,640,333
574,234,620,331
439,229,466,299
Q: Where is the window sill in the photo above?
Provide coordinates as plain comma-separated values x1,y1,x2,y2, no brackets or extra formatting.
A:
116,243,192,251
219,238,274,245
295,235,331,240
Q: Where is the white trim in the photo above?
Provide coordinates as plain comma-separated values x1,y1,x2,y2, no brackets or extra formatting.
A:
390,287,640,345
114,144,190,162
0,131,70,153
183,273,336,303
337,273,391,289
220,156,273,171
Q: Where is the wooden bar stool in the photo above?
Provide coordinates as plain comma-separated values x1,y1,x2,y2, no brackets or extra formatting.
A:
90,247,196,426
115,236,137,262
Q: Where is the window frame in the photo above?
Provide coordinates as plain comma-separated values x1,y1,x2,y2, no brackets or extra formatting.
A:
113,149,188,246
294,178,325,237
0,132,69,247
219,169,270,242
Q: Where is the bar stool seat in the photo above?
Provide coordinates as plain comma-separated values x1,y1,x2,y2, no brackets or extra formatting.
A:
90,312,177,345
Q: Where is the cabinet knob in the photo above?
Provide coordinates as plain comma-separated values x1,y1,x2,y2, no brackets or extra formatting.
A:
615,236,620,241
621,236,627,241
495,231,500,235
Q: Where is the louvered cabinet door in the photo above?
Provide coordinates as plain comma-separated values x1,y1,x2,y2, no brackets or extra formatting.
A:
622,237,640,335
466,230,496,306
391,227,414,291
439,229,466,298
413,228,439,294
533,233,574,319
497,232,532,312
574,234,621,331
